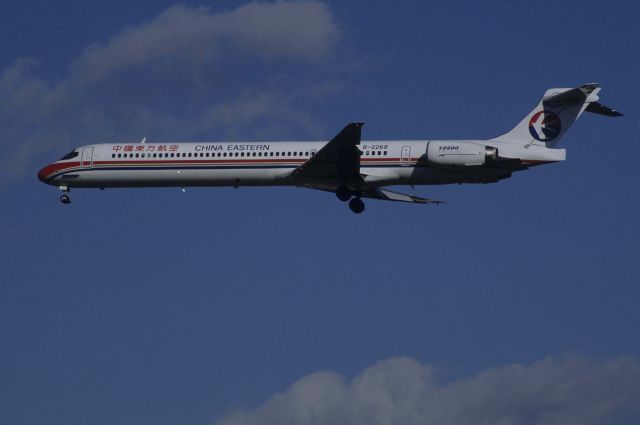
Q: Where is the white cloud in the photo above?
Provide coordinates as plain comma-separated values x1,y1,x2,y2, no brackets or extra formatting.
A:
215,356,640,425
0,1,341,182
71,1,339,85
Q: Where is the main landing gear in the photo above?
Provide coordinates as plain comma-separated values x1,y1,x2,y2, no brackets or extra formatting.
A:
348,197,365,214
59,186,71,204
336,185,365,214
335,185,351,202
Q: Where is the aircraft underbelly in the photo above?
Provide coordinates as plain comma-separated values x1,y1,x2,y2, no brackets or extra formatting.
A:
408,167,513,185
66,168,296,188
361,166,500,186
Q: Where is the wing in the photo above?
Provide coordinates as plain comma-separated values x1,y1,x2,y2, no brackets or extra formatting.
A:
360,188,445,204
291,122,363,181
292,122,444,205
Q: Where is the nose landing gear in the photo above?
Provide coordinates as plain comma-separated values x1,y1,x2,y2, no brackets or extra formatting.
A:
59,185,71,204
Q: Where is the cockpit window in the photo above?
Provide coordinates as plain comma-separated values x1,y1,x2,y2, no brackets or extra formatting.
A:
60,150,79,160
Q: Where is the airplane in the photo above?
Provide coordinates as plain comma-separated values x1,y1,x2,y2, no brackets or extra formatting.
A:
38,83,621,213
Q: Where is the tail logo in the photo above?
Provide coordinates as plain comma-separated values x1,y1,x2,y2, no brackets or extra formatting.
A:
528,111,561,141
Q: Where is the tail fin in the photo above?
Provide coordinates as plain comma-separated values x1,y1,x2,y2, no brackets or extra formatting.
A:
492,83,622,147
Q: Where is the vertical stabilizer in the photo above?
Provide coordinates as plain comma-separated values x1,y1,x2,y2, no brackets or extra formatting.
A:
492,83,615,147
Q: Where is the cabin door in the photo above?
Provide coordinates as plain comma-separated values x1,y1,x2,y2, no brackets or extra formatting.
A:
81,147,93,168
401,146,411,166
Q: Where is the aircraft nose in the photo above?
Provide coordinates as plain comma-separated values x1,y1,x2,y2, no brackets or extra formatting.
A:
37,164,55,183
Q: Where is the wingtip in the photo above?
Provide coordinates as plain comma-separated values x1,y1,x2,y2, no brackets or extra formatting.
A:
414,197,446,205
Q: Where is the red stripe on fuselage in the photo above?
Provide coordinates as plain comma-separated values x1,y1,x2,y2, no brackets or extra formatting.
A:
39,157,416,182
92,157,405,165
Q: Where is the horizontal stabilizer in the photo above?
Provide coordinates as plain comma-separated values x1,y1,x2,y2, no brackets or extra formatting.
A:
585,101,623,117
543,83,599,106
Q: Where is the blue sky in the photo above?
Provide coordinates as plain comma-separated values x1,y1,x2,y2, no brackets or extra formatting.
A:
1,1,639,425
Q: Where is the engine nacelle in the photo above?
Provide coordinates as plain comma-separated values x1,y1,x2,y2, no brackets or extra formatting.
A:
426,141,498,167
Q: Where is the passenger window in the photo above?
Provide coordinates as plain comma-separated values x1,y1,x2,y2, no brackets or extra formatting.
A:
293,152,297,156
305,152,308,156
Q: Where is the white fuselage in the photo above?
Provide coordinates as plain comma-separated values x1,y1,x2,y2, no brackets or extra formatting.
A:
38,139,562,190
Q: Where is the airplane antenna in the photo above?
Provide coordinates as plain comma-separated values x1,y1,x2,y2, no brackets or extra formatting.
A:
140,137,146,144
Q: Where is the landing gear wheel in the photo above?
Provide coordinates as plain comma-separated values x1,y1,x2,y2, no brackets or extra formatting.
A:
60,194,71,204
336,185,351,202
348,197,365,214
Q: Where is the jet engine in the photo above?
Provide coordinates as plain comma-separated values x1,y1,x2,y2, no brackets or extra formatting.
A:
426,141,498,167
